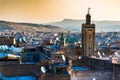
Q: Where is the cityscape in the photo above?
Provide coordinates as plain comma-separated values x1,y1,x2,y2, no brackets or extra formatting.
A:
0,0,120,80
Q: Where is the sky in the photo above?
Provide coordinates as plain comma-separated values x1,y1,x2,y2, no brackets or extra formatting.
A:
0,0,120,23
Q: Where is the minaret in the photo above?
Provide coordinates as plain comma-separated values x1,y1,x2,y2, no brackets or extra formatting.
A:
60,33,64,47
81,8,95,57
86,8,91,25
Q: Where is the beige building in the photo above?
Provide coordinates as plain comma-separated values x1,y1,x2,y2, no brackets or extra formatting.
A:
82,8,95,57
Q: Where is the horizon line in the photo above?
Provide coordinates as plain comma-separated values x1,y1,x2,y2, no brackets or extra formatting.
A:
1,19,120,24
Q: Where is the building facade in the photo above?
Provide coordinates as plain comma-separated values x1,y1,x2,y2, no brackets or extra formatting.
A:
0,36,15,45
82,8,95,57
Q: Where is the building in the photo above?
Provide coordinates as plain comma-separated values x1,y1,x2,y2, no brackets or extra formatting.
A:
60,33,66,47
15,37,26,47
82,8,95,57
0,36,15,45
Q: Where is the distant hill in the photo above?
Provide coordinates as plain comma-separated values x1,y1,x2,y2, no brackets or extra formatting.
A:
1,19,120,33
47,19,120,32
0,21,66,32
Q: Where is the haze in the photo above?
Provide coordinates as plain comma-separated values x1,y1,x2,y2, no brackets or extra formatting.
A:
0,0,119,23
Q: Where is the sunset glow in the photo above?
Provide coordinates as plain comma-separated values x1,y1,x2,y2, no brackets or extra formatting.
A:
0,0,120,23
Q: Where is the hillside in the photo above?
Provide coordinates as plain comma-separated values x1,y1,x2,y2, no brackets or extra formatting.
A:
47,19,120,32
1,19,120,33
0,21,66,32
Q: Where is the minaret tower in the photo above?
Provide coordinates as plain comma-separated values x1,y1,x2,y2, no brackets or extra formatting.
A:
82,8,95,57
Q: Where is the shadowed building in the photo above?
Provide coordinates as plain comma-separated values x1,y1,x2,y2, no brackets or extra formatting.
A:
0,36,15,45
82,8,95,57
60,33,65,47
15,37,26,47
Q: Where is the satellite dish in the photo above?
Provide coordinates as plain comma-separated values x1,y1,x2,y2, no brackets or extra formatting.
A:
23,37,26,42
41,66,46,73
98,51,102,58
19,38,22,42
62,54,66,61
4,45,8,50
93,78,96,80
54,34,58,36
56,37,59,40
79,56,81,59
102,52,105,56
2,45,5,50
0,46,2,50
114,52,119,57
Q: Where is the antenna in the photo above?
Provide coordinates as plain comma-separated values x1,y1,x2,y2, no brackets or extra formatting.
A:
41,66,46,73
88,7,91,14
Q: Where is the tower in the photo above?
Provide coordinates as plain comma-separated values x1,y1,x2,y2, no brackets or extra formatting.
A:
60,33,65,47
82,8,95,57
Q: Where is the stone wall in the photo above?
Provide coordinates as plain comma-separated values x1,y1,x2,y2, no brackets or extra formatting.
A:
72,57,113,70
0,37,14,45
72,57,120,80
72,59,82,66
39,74,70,80
71,70,112,80
113,64,120,80
1,64,40,76
0,60,71,80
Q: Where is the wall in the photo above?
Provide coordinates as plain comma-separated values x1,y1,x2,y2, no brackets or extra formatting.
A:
72,57,120,80
72,57,113,70
113,64,120,80
39,74,70,80
1,64,40,76
71,70,112,80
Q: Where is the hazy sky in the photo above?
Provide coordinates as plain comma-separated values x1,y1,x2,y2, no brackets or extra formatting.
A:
0,0,120,23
